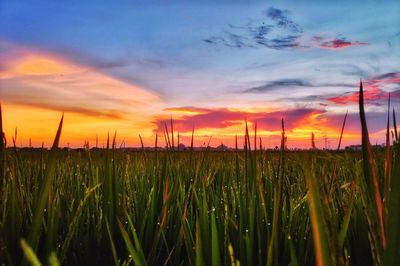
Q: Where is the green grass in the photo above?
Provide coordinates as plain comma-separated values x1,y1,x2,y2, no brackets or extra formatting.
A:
0,81,399,265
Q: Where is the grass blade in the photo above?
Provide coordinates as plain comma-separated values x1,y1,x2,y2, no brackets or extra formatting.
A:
105,220,119,266
384,140,400,265
338,181,356,250
267,118,285,266
27,114,63,250
393,108,398,142
20,239,42,266
337,110,348,150
305,162,333,266
312,132,316,150
195,217,205,266
48,252,60,266
358,80,386,250
118,219,147,266
170,116,174,151
0,104,5,183
384,93,392,209
211,212,221,266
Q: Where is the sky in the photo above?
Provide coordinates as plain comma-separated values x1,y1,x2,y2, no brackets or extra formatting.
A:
0,0,399,148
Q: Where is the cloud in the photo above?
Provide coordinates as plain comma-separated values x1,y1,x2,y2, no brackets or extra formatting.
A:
204,32,253,48
311,34,369,50
155,106,389,143
257,34,302,49
265,8,302,33
257,108,324,131
327,72,400,104
204,8,368,51
328,88,400,105
164,106,210,115
314,63,370,78
0,42,161,119
372,72,400,85
90,59,130,70
4,99,124,119
244,79,310,92
155,108,245,132
204,7,303,50
243,78,355,93
154,106,325,133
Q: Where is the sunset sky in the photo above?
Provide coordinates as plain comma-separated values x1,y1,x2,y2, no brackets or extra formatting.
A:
0,0,399,148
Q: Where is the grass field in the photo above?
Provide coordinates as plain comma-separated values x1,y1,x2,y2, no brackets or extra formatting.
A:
0,83,399,266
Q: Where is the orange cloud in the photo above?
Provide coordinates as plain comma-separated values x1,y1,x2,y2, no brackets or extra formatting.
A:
1,56,76,77
0,42,162,147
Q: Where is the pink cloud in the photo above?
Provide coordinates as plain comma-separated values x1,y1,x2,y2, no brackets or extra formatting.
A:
328,72,400,104
154,107,325,133
311,34,369,50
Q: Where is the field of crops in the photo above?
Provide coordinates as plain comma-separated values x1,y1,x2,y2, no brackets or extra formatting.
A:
0,83,399,266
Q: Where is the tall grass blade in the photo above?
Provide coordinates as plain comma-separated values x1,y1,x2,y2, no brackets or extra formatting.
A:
305,162,333,266
170,116,174,151
384,93,392,208
125,213,147,265
20,239,42,266
164,122,171,149
191,127,194,151
195,218,205,266
337,110,348,150
139,134,145,151
48,252,60,266
338,181,356,250
105,220,119,266
211,212,222,266
254,120,257,151
311,132,316,150
27,114,63,250
384,137,400,265
358,80,386,250
177,130,180,149
393,108,398,142
0,104,5,182
267,118,285,266
118,220,147,266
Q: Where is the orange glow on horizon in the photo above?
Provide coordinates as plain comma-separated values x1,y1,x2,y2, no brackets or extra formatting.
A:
1,103,371,149
0,42,387,149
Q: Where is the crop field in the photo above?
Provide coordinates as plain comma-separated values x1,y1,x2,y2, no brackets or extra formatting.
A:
0,84,399,266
